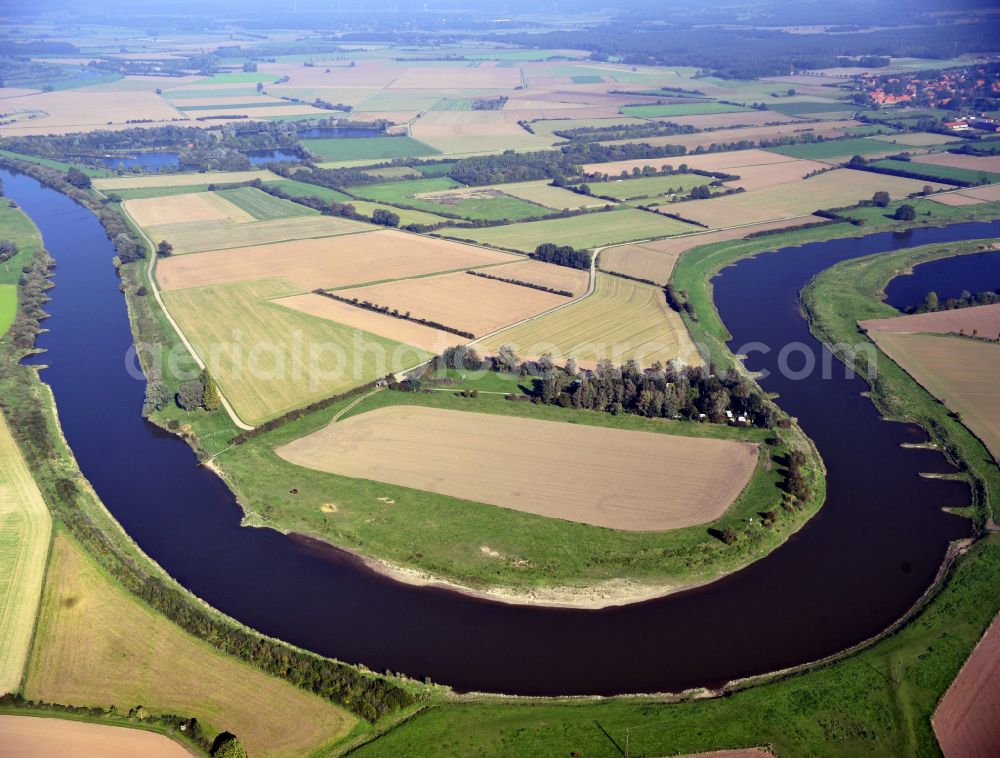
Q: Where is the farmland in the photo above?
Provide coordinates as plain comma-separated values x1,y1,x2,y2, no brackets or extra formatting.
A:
123,191,253,227
931,184,1000,206
0,716,191,758
155,229,517,292
486,258,590,296
214,186,318,220
767,137,904,160
600,239,688,284
620,102,750,118
0,416,52,695
666,170,948,227
439,209,698,252
872,158,1000,185
913,152,1000,175
25,532,356,758
478,273,702,367
302,136,439,161
92,170,281,191
347,177,551,221
869,331,1000,461
335,269,570,337
586,173,708,201
277,406,758,531
860,302,1000,337
476,180,606,210
163,278,433,423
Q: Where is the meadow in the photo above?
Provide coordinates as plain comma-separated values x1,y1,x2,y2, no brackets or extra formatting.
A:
278,405,758,531
767,137,903,160
586,173,708,201
620,102,750,117
302,136,439,162
439,209,698,252
476,180,606,210
347,177,551,221
0,286,15,338
0,416,52,695
478,273,702,367
214,186,318,220
25,532,357,757
267,180,451,224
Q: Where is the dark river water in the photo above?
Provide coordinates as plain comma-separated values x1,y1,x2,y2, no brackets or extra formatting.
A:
5,165,999,696
884,248,1000,309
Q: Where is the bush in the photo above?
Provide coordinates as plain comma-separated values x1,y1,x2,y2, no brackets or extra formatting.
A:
894,204,916,221
176,376,205,411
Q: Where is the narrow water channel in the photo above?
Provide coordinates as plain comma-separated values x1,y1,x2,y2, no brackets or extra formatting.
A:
5,166,998,696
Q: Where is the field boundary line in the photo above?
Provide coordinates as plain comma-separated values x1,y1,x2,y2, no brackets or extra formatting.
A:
122,202,254,431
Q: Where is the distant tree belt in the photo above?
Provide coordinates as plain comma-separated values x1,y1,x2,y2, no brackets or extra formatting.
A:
530,243,590,270
0,157,146,264
0,165,414,722
464,269,573,297
312,289,475,339
490,20,1000,78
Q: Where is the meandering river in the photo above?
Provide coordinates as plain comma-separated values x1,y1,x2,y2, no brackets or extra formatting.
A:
5,166,999,696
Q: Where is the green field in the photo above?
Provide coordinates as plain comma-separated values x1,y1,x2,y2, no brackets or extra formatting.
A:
768,100,857,116
268,180,451,224
872,158,1000,185
439,208,698,251
180,101,299,111
302,136,440,162
215,187,317,220
768,138,898,160
190,72,282,84
0,285,14,338
347,177,552,221
412,162,456,176
839,197,1000,227
620,102,750,118
269,179,355,202
586,173,709,201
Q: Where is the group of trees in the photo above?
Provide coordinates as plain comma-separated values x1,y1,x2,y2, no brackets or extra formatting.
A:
0,238,17,263
530,243,590,270
910,287,1000,315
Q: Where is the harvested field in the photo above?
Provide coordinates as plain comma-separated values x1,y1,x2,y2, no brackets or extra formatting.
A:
336,270,569,337
156,230,518,292
275,293,458,354
931,184,1000,207
872,159,997,185
0,416,51,695
478,180,606,210
486,258,590,296
122,192,253,228
932,613,1000,758
583,148,803,176
478,273,702,367
143,214,375,255
25,533,356,758
913,153,1000,174
277,406,757,531
0,716,191,758
0,90,180,135
722,159,830,191
410,111,553,153
665,170,947,228
439,209,698,252
93,170,280,190
214,186,316,220
600,241,686,285
164,279,432,422
870,331,1000,461
661,110,800,128
388,66,521,89
860,303,1000,337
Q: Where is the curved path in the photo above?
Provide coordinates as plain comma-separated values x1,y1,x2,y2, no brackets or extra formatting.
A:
6,166,1000,696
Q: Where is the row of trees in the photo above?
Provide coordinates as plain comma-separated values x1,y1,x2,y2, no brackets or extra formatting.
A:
911,288,1000,315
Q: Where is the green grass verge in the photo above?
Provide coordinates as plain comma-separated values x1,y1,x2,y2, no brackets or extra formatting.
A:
334,534,1000,757
303,136,440,162
0,284,15,338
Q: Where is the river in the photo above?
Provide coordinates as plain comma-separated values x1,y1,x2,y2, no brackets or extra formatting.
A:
4,166,999,696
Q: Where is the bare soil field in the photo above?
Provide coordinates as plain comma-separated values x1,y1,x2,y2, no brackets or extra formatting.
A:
479,273,702,367
666,170,947,228
277,406,758,531
933,613,1000,758
337,270,568,337
94,170,280,190
0,416,51,695
275,293,459,354
123,192,253,227
913,153,1000,173
0,716,192,758
931,184,1000,206
144,215,375,255
871,331,1000,461
860,303,1000,338
25,533,355,758
487,258,591,296
156,230,518,292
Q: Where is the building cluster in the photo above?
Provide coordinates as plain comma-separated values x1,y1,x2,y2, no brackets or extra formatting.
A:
856,63,1000,114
